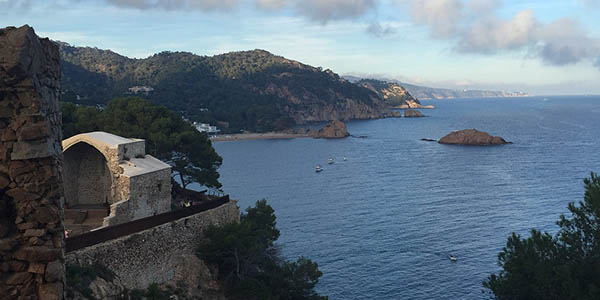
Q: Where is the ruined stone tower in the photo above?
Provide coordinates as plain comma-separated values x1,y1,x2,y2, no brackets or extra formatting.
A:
0,25,66,299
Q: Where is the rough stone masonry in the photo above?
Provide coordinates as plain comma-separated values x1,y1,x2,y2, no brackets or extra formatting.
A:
0,25,66,299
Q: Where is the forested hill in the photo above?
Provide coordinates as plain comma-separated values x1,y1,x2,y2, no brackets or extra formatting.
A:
59,43,389,132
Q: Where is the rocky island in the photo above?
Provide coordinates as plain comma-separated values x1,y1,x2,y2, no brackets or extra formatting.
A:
438,129,510,145
404,110,425,118
314,120,350,139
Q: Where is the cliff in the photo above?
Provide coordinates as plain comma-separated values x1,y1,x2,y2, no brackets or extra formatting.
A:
58,46,389,132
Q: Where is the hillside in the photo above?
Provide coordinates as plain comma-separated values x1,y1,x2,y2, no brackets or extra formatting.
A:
344,75,528,100
354,79,433,108
59,44,389,132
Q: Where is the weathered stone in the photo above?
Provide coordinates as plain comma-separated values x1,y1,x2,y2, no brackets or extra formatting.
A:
39,282,63,299
32,206,60,224
23,229,46,237
1,129,17,142
28,236,43,246
17,222,37,230
5,188,26,201
0,237,17,251
0,262,9,272
28,262,45,274
9,260,28,272
19,123,49,141
13,246,61,262
44,260,63,282
6,272,32,285
11,139,60,160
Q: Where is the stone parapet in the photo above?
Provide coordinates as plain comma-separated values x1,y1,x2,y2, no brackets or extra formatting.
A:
66,201,239,294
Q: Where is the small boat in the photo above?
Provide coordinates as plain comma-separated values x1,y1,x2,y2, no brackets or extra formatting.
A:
449,255,457,262
328,158,334,164
343,157,347,161
315,165,323,172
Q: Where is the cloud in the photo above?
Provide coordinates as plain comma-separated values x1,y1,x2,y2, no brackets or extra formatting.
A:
400,0,600,69
292,0,377,24
105,0,240,11
407,0,463,37
255,0,285,10
104,0,377,22
366,22,397,37
535,18,600,66
458,9,537,53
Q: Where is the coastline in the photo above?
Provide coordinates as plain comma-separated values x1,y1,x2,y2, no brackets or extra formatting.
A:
210,132,312,142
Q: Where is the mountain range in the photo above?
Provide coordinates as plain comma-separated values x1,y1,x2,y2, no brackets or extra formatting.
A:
343,75,528,100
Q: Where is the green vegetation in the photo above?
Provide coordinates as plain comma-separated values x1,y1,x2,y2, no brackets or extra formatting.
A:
484,173,600,300
198,200,327,300
61,97,222,189
59,44,380,132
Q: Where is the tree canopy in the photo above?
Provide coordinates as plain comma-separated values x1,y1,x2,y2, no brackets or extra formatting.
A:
198,200,327,300
61,97,222,189
484,173,600,300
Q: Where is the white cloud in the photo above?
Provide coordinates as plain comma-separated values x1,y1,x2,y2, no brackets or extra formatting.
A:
398,0,600,69
407,0,463,37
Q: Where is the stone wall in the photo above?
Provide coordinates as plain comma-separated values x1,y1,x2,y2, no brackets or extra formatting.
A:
66,201,239,292
0,25,66,299
105,167,171,226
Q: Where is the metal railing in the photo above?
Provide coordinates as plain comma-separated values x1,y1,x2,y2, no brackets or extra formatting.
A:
65,195,230,253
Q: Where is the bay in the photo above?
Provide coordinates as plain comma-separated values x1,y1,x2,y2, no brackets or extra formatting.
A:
206,96,600,300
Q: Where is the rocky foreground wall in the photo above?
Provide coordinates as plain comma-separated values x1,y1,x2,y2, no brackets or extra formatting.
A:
65,201,239,297
0,25,66,299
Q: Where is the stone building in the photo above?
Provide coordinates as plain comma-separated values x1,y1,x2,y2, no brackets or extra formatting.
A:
62,132,172,231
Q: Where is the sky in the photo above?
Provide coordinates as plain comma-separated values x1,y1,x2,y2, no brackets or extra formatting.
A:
2,0,600,95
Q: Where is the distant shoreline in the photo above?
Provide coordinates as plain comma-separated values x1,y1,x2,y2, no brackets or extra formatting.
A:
211,132,312,142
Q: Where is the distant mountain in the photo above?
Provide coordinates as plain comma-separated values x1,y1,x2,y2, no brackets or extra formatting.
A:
344,75,528,100
59,44,390,132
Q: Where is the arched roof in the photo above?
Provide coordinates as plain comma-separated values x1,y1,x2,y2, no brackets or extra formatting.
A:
62,132,138,154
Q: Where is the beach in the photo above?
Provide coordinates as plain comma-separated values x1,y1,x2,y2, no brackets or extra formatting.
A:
210,132,312,142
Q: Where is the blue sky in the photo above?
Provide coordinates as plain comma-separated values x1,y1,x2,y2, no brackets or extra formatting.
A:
2,0,600,95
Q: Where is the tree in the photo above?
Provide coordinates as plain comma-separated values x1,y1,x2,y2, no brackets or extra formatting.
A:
61,97,222,189
198,200,327,300
484,173,600,300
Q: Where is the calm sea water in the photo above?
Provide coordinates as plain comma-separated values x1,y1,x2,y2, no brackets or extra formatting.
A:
208,96,600,300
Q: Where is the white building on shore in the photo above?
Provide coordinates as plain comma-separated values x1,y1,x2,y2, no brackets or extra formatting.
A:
193,122,220,134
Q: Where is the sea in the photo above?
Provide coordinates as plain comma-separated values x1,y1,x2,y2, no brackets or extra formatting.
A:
207,96,600,300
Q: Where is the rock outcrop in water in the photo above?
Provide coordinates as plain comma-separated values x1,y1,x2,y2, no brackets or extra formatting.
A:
404,110,425,118
438,129,510,145
314,120,350,139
